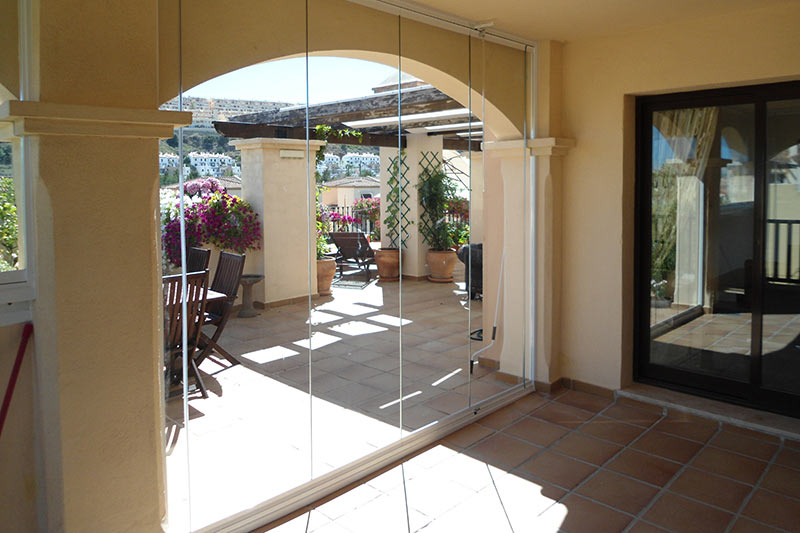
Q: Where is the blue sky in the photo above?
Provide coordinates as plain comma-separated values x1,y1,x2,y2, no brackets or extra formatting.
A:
185,57,400,105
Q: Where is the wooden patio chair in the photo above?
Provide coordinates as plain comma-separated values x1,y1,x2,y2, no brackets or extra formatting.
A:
186,247,211,273
195,251,246,367
163,270,210,399
329,231,375,281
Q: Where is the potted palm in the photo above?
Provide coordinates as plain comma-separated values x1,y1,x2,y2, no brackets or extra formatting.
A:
418,166,458,282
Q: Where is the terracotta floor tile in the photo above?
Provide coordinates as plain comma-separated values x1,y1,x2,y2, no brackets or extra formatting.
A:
761,464,800,499
652,417,718,443
468,432,540,469
668,467,752,512
441,423,494,450
627,522,669,533
503,416,569,447
553,494,632,533
709,430,779,461
786,439,800,451
477,404,527,430
555,390,613,413
776,447,800,470
632,430,703,463
531,401,594,429
580,416,646,446
517,451,596,489
552,432,622,466
644,492,734,533
729,517,781,533
691,447,767,485
604,403,662,427
507,393,548,414
606,449,682,487
742,489,800,532
422,391,469,415
575,470,658,515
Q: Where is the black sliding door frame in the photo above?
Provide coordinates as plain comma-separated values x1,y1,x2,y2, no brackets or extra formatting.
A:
634,80,800,418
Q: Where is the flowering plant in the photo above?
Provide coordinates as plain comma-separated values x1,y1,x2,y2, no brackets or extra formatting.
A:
651,279,668,300
316,186,330,260
353,197,380,240
161,189,261,267
185,177,222,197
445,197,469,221
328,212,362,228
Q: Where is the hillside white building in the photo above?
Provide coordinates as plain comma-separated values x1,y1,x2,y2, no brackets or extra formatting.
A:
341,152,379,170
158,153,180,173
187,151,240,177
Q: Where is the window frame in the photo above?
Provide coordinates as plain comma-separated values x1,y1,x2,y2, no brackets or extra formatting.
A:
0,131,36,325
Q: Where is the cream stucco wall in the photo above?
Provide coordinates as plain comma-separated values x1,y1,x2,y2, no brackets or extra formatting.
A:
158,0,524,140
559,1,800,390
0,0,18,101
0,324,36,533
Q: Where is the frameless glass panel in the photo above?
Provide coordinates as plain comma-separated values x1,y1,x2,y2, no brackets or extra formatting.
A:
464,36,530,406
163,3,311,530
396,16,474,433
648,104,754,382
307,0,402,476
761,98,800,395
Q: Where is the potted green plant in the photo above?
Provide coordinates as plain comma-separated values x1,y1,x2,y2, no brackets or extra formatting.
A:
417,166,458,282
315,186,336,295
375,156,409,281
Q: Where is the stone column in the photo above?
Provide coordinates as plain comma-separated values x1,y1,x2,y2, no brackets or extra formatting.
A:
482,140,529,379
405,133,444,279
0,1,194,530
1,102,191,531
530,137,574,386
379,146,399,249
378,135,445,279
232,138,325,306
480,137,572,383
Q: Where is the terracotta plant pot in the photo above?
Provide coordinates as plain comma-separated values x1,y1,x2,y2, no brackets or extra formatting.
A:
316,257,336,296
375,248,400,281
427,250,458,282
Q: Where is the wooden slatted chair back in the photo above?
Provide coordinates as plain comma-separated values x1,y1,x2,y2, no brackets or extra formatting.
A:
208,252,245,315
186,247,211,273
162,271,209,356
329,232,374,260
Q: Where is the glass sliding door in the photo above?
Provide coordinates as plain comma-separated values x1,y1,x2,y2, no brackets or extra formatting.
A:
636,82,800,417
761,98,800,397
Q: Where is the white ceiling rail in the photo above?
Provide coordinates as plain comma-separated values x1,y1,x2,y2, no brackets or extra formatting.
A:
346,0,538,51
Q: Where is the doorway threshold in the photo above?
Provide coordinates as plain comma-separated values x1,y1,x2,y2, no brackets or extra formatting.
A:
618,383,800,442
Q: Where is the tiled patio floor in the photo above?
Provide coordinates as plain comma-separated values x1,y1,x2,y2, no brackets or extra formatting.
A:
165,278,517,531
269,391,800,533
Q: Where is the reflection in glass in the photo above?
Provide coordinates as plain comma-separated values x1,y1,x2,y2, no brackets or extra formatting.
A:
649,104,754,381
762,99,800,395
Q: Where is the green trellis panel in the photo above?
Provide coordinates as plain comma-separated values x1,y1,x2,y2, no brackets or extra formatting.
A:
385,154,411,248
418,151,443,245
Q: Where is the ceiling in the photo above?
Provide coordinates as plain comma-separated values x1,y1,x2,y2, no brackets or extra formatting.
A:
405,0,799,42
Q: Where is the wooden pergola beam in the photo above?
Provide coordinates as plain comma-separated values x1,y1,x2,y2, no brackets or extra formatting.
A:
214,121,481,151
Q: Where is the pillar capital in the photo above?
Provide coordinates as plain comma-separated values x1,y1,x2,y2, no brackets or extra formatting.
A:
0,100,191,138
231,137,326,152
482,137,575,158
528,137,575,157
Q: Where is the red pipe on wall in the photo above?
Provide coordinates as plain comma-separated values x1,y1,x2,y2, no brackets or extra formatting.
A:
0,323,34,441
